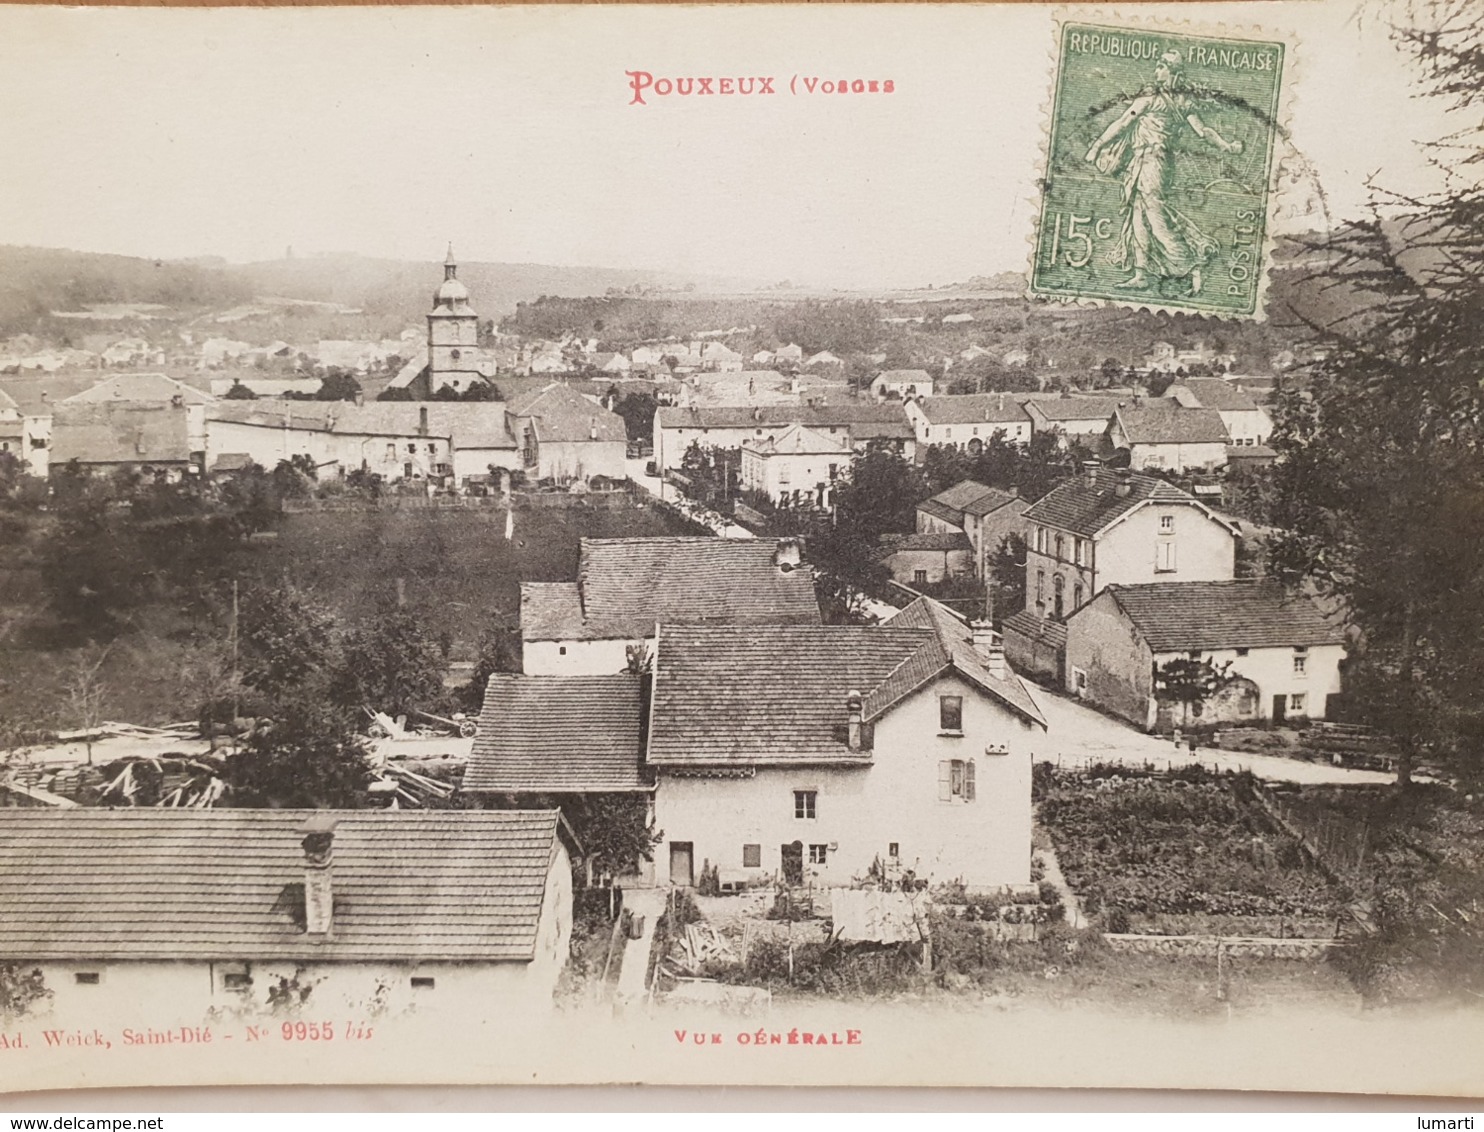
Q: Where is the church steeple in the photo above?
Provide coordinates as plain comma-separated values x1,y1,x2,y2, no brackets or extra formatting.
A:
427,245,480,394
444,243,458,281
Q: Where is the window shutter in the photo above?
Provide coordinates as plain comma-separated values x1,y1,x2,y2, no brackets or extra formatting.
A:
964,759,976,802
937,760,952,802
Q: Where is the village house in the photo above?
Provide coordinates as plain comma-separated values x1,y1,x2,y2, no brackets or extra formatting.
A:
648,598,1046,890
0,388,23,466
652,402,914,472
1002,465,1239,681
906,393,1033,451
1022,396,1121,444
700,342,744,372
508,381,626,483
0,809,574,1023
49,375,217,478
915,479,1028,581
875,531,974,586
739,422,850,510
1108,402,1231,473
772,343,805,367
870,369,934,401
1063,580,1346,730
1164,377,1274,448
521,536,821,675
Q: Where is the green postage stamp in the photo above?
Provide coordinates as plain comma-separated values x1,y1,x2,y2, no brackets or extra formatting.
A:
1031,22,1288,318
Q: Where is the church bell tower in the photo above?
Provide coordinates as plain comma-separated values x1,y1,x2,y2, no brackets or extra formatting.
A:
427,244,482,393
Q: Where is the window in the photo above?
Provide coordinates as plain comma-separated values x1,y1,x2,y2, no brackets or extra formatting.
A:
939,695,963,733
938,758,976,802
1055,535,1065,561
913,569,928,585
1156,541,1178,572
828,463,838,481
808,844,828,865
778,464,791,485
1072,667,1088,693
1235,647,1250,657
558,646,567,656
222,970,252,991
407,444,417,454
1293,647,1309,675
888,842,900,859
793,790,817,820
742,844,762,868
75,972,101,985
1073,582,1084,609
1035,528,1046,553
386,443,396,461
1075,539,1089,566
1289,693,1307,715
411,977,436,990
1036,570,1046,604
1159,514,1175,533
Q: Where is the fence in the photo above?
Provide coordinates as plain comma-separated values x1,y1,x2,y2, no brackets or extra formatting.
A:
1250,781,1371,879
281,488,640,514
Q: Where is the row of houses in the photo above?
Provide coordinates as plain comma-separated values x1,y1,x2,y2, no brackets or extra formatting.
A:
507,535,1046,890
0,373,628,487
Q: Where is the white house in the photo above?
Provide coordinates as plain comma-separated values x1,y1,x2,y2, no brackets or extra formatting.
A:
652,402,914,473
906,394,1033,450
870,369,935,401
1165,377,1274,448
1108,403,1231,473
1063,580,1346,729
520,536,821,675
739,422,850,509
0,809,574,1026
507,382,626,483
648,598,1047,890
1023,396,1121,443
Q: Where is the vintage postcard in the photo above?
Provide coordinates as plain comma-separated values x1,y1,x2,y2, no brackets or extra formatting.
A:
1,0,1483,1103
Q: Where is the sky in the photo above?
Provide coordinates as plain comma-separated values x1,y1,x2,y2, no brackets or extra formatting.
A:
0,1,1464,289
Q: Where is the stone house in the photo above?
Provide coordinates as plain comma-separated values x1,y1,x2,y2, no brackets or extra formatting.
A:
905,394,1033,450
915,479,1028,581
739,422,850,509
1107,403,1231,473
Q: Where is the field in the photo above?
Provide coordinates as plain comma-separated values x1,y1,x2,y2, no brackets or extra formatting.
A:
1038,766,1346,937
0,497,703,732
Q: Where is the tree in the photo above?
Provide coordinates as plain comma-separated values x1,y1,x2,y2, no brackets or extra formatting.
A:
237,583,339,701
831,442,923,543
1153,657,1234,728
316,370,363,402
614,391,659,443
224,379,258,400
223,699,373,808
330,606,447,718
1264,0,1484,785
561,794,663,883
989,533,1028,622
919,444,974,497
63,644,111,765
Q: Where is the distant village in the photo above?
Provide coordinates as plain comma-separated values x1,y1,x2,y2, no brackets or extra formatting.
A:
0,249,1472,1031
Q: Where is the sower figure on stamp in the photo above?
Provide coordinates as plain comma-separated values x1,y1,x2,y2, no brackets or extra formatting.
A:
1085,50,1243,295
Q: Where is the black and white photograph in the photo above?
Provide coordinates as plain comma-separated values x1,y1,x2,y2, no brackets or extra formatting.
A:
0,0,1481,1102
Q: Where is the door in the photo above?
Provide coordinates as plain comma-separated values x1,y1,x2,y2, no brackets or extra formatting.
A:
668,841,694,887
1272,694,1287,724
781,841,804,886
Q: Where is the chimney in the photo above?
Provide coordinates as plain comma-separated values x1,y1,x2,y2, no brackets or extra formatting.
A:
418,406,429,437
354,388,364,407
774,536,803,571
589,417,598,441
1082,460,1100,488
970,620,1008,680
1115,468,1133,497
300,814,339,936
789,373,800,395
846,689,863,751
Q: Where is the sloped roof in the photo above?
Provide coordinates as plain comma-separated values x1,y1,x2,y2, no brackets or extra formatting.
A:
877,531,974,555
917,394,1031,426
1096,581,1347,652
1003,608,1068,650
1115,404,1230,445
61,373,214,405
207,401,518,448
50,401,193,464
0,809,562,963
656,402,909,431
917,480,1020,527
743,422,850,456
648,625,932,764
467,675,649,793
1026,396,1121,422
0,387,19,414
1169,378,1263,413
876,369,932,384
508,382,626,444
1022,467,1227,538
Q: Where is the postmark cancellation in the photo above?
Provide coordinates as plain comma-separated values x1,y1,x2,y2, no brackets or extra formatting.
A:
1030,21,1289,319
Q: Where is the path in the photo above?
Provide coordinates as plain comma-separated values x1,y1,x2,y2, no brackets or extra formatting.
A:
1029,684,1402,786
613,887,669,1005
625,458,753,539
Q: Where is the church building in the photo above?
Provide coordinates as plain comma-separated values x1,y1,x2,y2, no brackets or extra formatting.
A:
427,246,487,394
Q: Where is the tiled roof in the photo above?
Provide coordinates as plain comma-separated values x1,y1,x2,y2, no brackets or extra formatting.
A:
1169,378,1262,412
581,538,821,635
743,423,849,455
916,498,965,528
962,488,1024,518
1002,609,1068,650
61,373,214,405
917,394,1032,426
916,480,1019,528
880,598,1045,727
648,624,932,764
877,531,973,554
1022,467,1218,538
0,809,561,963
1026,396,1121,422
508,382,627,444
467,675,649,792
50,402,193,465
877,369,932,383
656,402,909,431
1114,404,1230,445
520,582,587,641
1098,581,1346,653
208,402,517,448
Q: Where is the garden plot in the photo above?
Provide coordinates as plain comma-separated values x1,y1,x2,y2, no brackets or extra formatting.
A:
1038,765,1346,938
